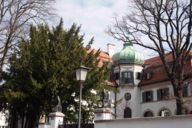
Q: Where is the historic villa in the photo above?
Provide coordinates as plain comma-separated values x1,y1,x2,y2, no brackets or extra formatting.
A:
95,41,192,120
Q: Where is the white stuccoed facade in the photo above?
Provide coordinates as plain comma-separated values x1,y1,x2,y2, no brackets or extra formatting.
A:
140,82,176,116
101,67,192,120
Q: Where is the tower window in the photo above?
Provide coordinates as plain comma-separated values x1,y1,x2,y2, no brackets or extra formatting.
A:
121,71,133,84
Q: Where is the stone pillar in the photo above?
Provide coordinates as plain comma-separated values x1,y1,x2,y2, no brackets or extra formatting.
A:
94,108,113,121
48,112,64,128
38,96,64,128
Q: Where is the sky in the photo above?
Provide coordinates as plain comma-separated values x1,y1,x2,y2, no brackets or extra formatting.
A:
54,0,152,58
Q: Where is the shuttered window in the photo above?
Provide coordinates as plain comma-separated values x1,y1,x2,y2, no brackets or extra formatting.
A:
142,91,153,102
157,88,169,100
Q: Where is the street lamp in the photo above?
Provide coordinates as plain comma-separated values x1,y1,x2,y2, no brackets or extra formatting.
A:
76,66,90,128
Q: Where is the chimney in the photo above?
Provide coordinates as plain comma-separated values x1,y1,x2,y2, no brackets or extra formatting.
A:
107,43,115,57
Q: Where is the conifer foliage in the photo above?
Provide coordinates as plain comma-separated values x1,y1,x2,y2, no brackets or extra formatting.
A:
2,20,109,128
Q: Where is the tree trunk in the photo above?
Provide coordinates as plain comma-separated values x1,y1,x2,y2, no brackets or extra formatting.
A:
172,80,184,115
176,98,183,115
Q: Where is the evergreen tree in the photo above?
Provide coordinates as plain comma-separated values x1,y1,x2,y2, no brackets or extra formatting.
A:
2,20,109,128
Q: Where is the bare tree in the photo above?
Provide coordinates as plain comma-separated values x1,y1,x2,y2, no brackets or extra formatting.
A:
0,0,55,73
108,0,192,115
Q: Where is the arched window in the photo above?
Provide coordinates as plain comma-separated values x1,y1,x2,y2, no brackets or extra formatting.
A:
124,107,132,118
143,111,154,117
159,108,171,117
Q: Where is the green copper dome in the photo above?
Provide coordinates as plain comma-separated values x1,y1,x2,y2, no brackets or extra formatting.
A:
112,41,144,65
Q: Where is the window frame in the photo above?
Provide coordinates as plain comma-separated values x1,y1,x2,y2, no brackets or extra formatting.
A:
142,90,154,103
121,71,134,84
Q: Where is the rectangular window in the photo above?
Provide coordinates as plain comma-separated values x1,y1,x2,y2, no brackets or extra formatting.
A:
142,91,153,102
157,88,169,101
121,71,133,84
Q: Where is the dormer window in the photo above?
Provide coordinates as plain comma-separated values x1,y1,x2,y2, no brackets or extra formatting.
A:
143,72,152,80
146,72,152,79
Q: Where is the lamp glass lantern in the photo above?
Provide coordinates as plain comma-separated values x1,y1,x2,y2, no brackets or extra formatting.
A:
76,66,90,82
75,65,90,128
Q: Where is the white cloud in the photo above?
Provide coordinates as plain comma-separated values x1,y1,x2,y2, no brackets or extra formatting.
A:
53,0,154,59
54,0,128,53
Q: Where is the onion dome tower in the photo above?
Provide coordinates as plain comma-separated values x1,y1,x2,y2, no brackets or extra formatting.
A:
111,40,144,119
112,41,144,65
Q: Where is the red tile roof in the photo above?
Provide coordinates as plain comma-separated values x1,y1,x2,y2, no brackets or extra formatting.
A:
86,48,192,87
144,52,173,66
140,53,192,86
86,48,112,68
139,65,169,86
85,48,114,87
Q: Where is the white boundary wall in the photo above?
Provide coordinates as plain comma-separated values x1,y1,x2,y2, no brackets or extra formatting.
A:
95,115,192,128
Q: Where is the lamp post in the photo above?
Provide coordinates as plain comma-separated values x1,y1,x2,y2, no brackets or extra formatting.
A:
76,66,89,128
